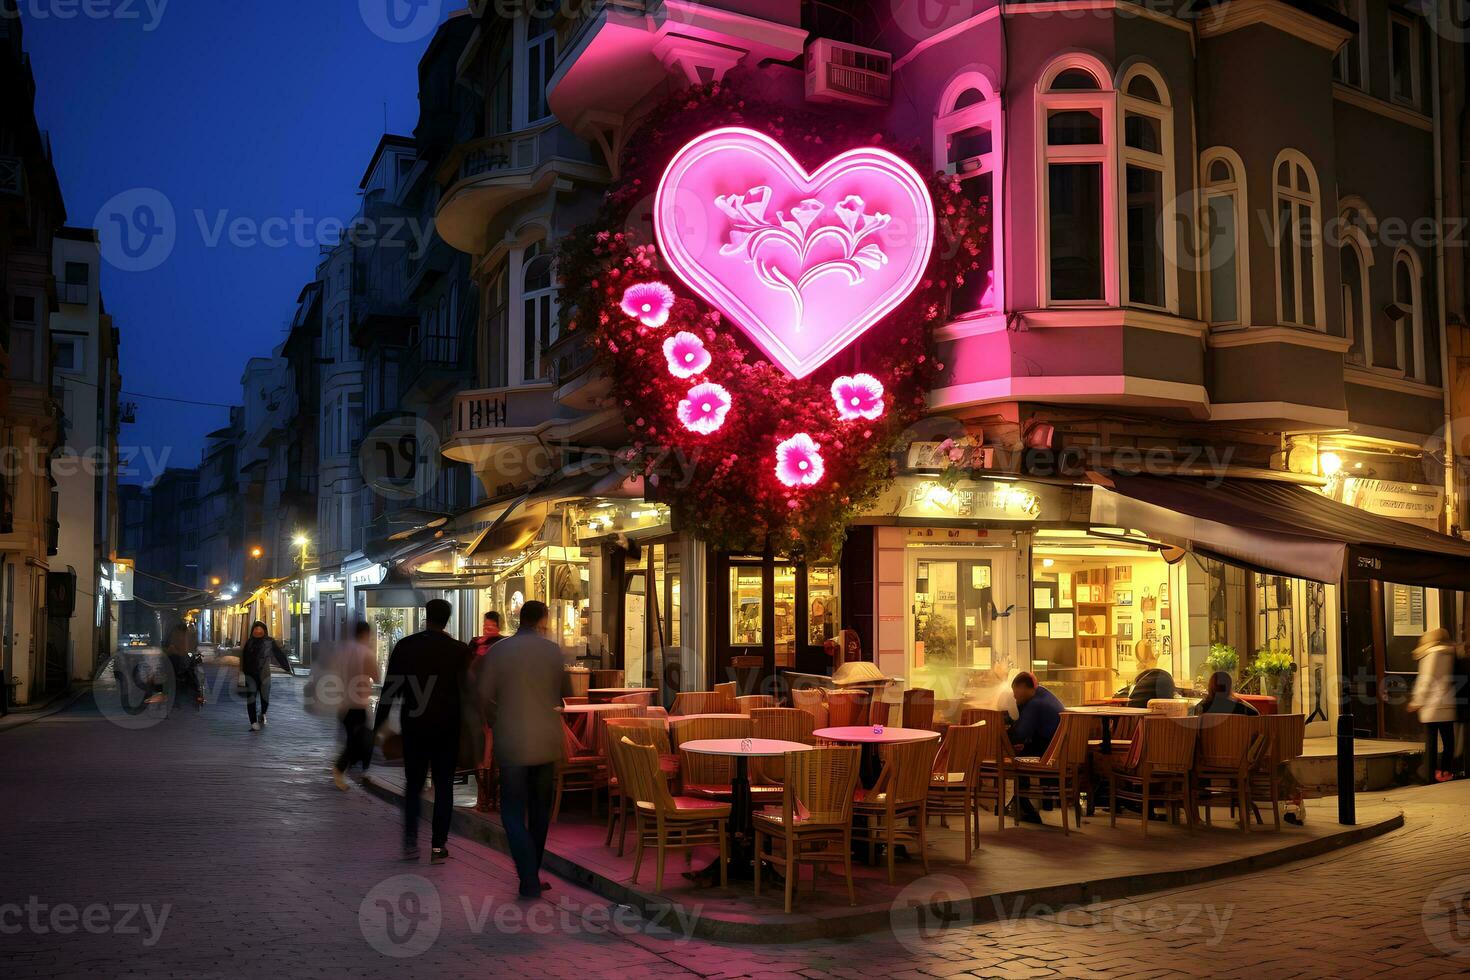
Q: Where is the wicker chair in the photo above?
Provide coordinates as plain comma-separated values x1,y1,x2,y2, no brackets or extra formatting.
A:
926,720,986,861
553,721,602,822
1109,715,1201,836
969,707,1013,832
604,717,678,855
670,715,781,802
613,737,730,893
1192,714,1267,833
827,689,872,728
670,691,726,717
750,708,817,783
736,694,779,715
903,688,936,730
612,691,654,707
853,737,941,883
753,746,862,911
1249,713,1306,830
791,688,829,729
713,681,738,711
1005,714,1093,834
590,669,625,689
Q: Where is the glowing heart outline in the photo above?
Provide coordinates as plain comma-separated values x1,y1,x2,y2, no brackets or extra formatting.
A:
654,127,935,379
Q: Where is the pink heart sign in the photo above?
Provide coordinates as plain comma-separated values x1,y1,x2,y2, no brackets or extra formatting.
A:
655,127,935,379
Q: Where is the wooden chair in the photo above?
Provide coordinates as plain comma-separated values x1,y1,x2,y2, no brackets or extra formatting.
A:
611,691,654,707
590,669,625,689
1192,714,1266,833
1250,713,1305,830
604,717,678,855
670,691,725,716
750,707,816,783
713,680,738,711
791,688,829,729
869,699,893,726
753,746,862,911
926,720,986,861
969,708,1012,832
553,721,602,822
827,689,872,727
1109,715,1200,836
736,694,779,715
563,696,589,706
613,737,730,893
903,688,936,730
853,737,941,883
1005,714,1093,835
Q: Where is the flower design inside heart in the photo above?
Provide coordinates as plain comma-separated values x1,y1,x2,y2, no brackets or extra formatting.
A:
655,128,935,379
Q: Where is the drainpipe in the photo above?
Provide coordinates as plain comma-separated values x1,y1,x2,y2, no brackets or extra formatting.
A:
1431,27,1457,537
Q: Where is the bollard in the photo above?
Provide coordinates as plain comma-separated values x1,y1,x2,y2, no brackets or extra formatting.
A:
1336,711,1355,825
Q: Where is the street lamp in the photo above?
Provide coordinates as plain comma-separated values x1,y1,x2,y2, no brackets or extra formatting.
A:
249,546,264,559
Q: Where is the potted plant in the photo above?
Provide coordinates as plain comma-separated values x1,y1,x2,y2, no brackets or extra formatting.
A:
1203,642,1239,684
1249,648,1297,709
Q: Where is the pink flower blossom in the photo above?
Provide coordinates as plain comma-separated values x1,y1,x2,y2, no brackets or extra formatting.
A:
663,331,711,378
774,433,825,488
620,281,675,328
830,373,885,421
677,382,731,435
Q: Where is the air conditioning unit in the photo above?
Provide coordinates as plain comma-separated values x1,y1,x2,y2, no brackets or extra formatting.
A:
804,38,892,107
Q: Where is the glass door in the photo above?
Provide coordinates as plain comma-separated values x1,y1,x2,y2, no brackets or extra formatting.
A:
624,570,647,687
908,547,1014,676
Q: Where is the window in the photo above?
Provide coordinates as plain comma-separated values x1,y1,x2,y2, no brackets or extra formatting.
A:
53,334,84,375
483,265,509,389
62,261,90,305
1038,57,1115,305
1272,150,1325,328
1341,236,1372,366
1392,249,1424,380
524,13,555,125
488,22,513,136
1332,0,1366,88
1119,67,1174,310
521,242,557,382
1202,149,1249,327
1390,13,1420,107
934,74,1003,315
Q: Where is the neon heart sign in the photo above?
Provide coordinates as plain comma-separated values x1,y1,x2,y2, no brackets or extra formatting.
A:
655,128,935,379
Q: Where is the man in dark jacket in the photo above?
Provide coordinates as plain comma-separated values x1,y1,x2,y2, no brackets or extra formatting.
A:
376,598,471,861
240,620,294,731
1008,672,1065,824
477,600,571,898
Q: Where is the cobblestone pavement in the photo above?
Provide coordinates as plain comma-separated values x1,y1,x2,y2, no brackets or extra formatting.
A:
2,665,1468,979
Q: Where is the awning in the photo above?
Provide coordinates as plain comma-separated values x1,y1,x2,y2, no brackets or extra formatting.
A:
1090,475,1470,588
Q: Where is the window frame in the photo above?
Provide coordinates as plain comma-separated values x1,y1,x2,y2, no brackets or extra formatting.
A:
1339,224,1374,367
1201,147,1251,329
934,72,1005,317
1332,0,1368,89
521,14,556,128
1392,247,1425,381
1116,63,1177,314
1271,149,1327,330
1036,54,1118,308
1389,11,1421,108
519,241,558,383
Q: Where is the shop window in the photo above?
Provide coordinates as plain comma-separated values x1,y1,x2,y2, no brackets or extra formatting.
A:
1272,150,1325,328
1119,65,1175,311
934,73,1002,316
730,565,763,646
1202,148,1249,328
808,566,840,647
913,557,994,670
1038,55,1116,305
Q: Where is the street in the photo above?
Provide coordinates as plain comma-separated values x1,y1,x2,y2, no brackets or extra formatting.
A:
0,666,1466,979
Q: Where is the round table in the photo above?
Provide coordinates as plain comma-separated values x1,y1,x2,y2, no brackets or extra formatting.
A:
587,687,657,704
680,738,811,881
813,726,940,788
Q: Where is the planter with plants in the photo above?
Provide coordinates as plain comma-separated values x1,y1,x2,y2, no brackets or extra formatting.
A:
1248,648,1297,709
1202,643,1239,685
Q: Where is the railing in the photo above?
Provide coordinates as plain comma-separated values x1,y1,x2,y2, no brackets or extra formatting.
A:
60,282,89,305
449,131,542,184
399,333,467,398
454,388,510,435
0,155,22,197
822,60,891,102
549,331,597,388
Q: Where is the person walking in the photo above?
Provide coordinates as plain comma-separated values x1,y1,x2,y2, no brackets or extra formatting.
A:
477,600,571,898
375,598,471,861
469,610,503,657
468,611,505,811
164,622,206,705
1410,627,1458,783
332,621,381,790
240,620,294,731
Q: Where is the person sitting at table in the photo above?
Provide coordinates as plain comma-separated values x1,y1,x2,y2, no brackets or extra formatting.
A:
1126,667,1175,708
1008,672,1064,824
1197,670,1259,716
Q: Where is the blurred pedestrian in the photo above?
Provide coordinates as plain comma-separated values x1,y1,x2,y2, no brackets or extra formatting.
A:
333,621,381,790
477,600,571,898
468,611,505,811
469,610,503,657
164,622,206,705
240,620,294,732
375,598,471,861
1410,627,1457,783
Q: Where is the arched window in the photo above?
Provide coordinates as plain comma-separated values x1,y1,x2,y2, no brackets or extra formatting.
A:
1340,235,1371,366
1272,150,1325,328
1391,248,1424,379
521,241,557,382
1119,64,1175,310
935,72,1003,315
1201,148,1249,327
1038,55,1116,305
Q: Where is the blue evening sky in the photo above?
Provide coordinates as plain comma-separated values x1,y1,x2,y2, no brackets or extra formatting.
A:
24,1,449,482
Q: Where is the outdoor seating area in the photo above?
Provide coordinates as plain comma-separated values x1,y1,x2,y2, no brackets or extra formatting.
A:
507,684,1321,914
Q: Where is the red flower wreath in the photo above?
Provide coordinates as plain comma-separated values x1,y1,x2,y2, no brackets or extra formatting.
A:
558,78,990,558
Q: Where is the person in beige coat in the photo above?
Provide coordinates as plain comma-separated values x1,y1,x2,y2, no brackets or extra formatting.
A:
1410,627,1458,783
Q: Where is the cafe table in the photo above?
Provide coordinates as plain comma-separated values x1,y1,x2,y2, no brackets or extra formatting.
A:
1061,705,1151,753
812,725,940,788
587,686,658,704
679,737,812,881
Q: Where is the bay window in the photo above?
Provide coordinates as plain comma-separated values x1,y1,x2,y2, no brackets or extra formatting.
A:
1392,249,1424,380
935,74,1003,315
1341,236,1371,366
1272,150,1325,328
1119,67,1175,311
1202,149,1249,328
1039,58,1116,306
521,242,558,382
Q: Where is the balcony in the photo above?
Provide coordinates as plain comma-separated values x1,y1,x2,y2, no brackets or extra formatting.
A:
548,331,610,410
441,383,569,496
59,282,89,305
434,127,607,254
399,332,470,404
349,288,416,347
0,154,22,197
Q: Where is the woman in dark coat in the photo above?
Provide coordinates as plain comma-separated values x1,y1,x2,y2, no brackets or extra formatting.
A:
240,620,294,731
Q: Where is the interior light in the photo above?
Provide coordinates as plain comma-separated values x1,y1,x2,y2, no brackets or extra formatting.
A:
1319,452,1342,476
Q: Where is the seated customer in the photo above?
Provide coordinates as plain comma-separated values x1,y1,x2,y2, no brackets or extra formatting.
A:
1197,671,1259,716
1007,672,1064,824
1126,667,1176,708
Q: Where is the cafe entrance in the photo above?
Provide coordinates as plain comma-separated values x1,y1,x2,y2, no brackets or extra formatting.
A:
712,553,840,694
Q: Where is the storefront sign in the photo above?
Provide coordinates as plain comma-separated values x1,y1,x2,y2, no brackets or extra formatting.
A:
888,479,1045,521
1333,477,1443,526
